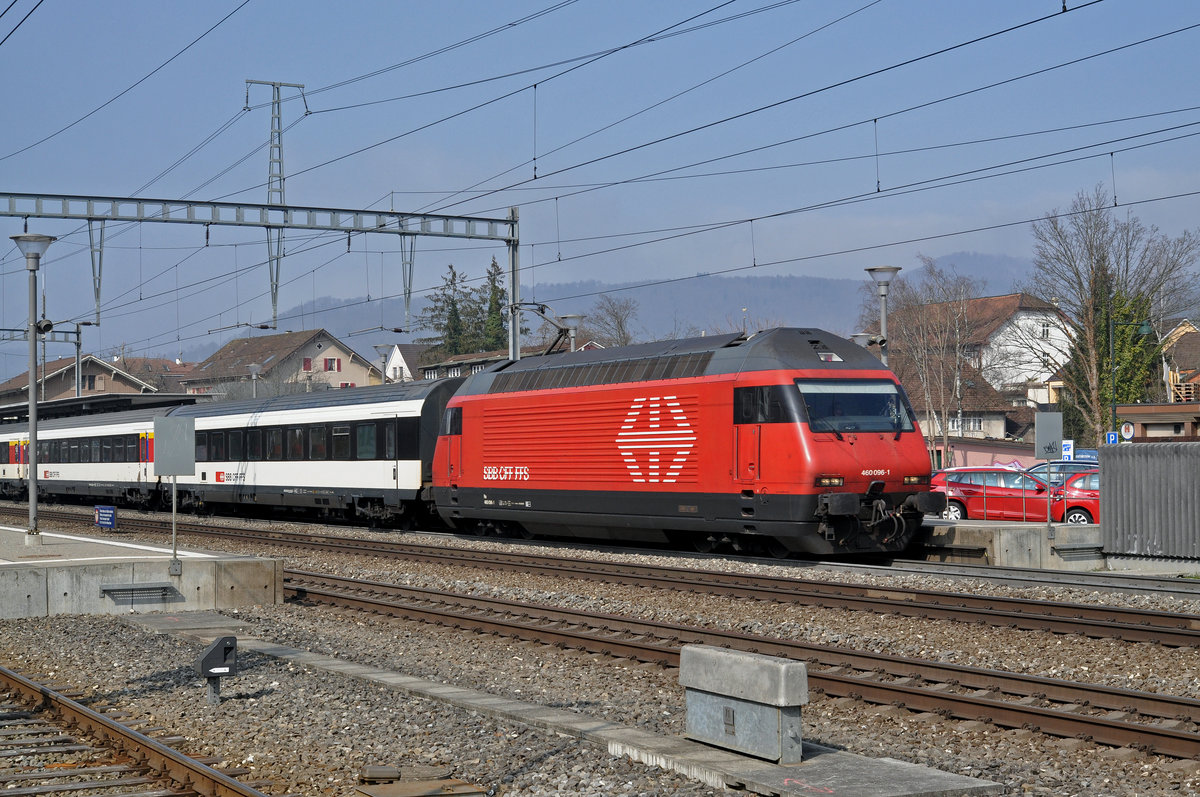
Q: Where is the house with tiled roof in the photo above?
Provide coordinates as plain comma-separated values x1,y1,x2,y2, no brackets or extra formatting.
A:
377,343,432,382
884,292,1070,407
0,354,186,405
419,340,605,380
180,329,379,398
1162,318,1200,403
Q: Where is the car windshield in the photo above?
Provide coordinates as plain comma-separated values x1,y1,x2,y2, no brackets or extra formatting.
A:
797,379,916,434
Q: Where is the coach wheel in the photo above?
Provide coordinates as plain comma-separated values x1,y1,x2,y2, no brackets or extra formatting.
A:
692,535,717,553
942,501,965,521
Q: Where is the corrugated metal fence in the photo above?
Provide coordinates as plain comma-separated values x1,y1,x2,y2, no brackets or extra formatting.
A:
1102,443,1200,558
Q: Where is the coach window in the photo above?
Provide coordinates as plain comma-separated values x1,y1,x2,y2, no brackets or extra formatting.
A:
207,432,224,461
287,427,305,460
0,443,7,464
384,422,396,459
397,418,419,459
195,432,208,462
69,440,80,463
228,430,244,461
266,428,284,461
309,426,327,460
80,440,92,463
246,429,263,461
356,423,377,459
332,425,351,459
101,438,112,463
90,440,100,462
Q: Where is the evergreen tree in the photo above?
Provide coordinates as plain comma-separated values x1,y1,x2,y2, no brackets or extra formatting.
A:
476,256,509,352
415,265,472,361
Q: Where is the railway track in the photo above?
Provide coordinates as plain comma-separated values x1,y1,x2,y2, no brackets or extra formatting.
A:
0,664,272,797
285,569,1200,759
30,507,1200,648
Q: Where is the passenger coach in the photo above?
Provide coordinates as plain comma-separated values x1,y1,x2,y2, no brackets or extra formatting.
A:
433,328,944,555
0,379,462,524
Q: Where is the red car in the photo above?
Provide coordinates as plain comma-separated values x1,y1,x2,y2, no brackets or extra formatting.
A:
1053,470,1100,524
932,466,1054,521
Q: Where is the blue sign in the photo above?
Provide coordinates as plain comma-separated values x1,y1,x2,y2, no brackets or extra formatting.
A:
94,505,117,529
1105,432,1118,445
1076,449,1099,463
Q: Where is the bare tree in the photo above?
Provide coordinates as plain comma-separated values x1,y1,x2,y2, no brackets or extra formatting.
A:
586,295,641,347
1021,185,1200,444
866,257,983,466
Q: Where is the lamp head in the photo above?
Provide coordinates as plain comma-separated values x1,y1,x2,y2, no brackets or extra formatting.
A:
558,314,583,331
11,234,56,266
865,265,901,287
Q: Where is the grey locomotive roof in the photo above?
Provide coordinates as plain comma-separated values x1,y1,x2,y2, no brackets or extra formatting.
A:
167,378,463,419
457,328,887,396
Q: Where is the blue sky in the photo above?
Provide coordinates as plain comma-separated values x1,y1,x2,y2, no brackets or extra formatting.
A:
1,0,1198,375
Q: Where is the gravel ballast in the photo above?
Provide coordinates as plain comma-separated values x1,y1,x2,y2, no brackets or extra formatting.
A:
3,513,1200,795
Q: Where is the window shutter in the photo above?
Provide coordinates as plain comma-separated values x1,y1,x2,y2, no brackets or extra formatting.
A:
304,357,312,371
337,358,342,372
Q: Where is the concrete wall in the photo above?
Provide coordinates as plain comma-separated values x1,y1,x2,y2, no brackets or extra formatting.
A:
0,556,282,619
919,523,1105,570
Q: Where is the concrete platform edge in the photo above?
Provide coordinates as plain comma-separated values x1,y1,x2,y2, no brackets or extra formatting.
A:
123,612,1002,797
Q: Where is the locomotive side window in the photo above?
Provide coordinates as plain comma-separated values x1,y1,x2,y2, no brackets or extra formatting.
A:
796,379,915,434
229,430,244,461
247,429,263,461
441,407,462,436
734,386,801,424
356,424,377,459
309,426,327,460
332,426,351,459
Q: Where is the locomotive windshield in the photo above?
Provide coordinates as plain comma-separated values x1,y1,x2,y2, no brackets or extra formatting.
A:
796,379,916,435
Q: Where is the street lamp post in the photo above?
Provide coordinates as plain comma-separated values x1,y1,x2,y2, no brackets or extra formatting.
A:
1108,317,1154,436
559,314,583,352
12,234,56,543
247,363,261,398
866,266,901,366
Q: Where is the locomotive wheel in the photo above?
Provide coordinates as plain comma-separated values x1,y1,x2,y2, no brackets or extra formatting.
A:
763,538,790,559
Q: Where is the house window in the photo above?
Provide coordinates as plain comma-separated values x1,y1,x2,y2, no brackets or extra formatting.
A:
1040,321,1050,339
471,364,485,374
324,357,342,372
948,416,983,432
448,366,462,378
84,374,96,390
339,382,356,388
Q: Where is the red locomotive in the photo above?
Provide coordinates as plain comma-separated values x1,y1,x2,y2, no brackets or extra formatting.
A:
433,328,943,556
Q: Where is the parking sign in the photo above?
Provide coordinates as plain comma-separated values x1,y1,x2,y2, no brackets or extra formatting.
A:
1105,431,1118,445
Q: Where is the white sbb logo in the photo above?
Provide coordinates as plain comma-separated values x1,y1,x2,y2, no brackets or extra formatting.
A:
616,395,695,483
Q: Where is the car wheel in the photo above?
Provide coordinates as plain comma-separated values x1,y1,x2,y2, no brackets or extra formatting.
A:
1064,508,1093,524
943,500,965,521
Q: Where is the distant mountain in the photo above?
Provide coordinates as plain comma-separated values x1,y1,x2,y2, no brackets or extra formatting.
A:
159,255,1036,367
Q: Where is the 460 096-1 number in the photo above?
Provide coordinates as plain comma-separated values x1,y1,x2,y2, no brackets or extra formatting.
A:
860,468,890,477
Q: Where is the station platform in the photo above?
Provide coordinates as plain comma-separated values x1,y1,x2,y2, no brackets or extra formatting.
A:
0,525,282,619
917,519,1105,569
128,611,1002,797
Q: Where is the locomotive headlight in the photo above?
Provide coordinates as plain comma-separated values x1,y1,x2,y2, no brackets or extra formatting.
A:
903,475,927,485
815,475,844,487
